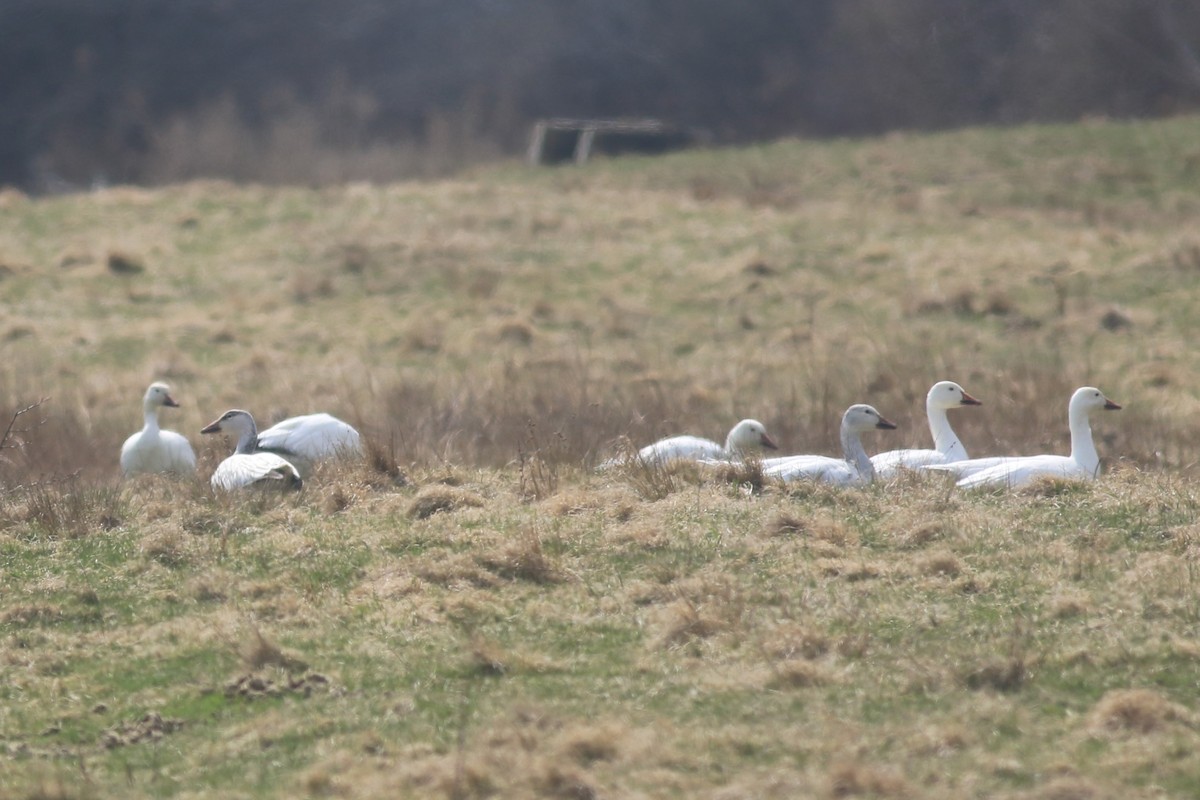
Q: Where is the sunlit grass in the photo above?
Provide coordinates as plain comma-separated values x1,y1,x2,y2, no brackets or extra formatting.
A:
3,116,1200,797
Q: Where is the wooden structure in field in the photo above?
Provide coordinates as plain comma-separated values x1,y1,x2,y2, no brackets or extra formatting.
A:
527,118,701,165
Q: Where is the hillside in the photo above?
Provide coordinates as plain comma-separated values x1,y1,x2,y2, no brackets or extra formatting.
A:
2,118,1200,798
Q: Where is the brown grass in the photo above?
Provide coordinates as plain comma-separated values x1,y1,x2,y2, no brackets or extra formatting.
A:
3,119,1200,799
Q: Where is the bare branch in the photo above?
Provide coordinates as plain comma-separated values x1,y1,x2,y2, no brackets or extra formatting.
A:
0,397,51,452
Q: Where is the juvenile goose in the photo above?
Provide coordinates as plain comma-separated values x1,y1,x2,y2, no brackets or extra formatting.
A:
763,404,897,485
605,418,778,468
200,409,302,491
256,412,362,476
120,382,197,476
953,386,1121,490
871,380,981,478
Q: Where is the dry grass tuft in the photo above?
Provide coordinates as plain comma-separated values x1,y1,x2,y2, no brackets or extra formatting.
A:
1049,592,1092,619
416,553,500,590
558,722,623,765
891,519,951,549
767,512,809,537
817,558,885,581
477,528,565,585
760,622,831,661
106,250,145,274
826,760,910,798
1087,688,1189,735
236,626,309,673
535,764,597,800
408,485,485,519
963,657,1029,693
1028,776,1103,800
707,459,766,494
616,456,694,501
11,481,127,539
466,633,511,676
139,523,191,567
767,659,830,689
1017,478,1091,498
657,599,727,648
917,550,963,578
362,437,408,488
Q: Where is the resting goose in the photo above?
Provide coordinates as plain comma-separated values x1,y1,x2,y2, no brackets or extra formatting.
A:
256,412,362,475
200,409,302,491
763,404,896,485
120,382,197,476
953,386,1121,490
605,418,778,468
870,381,981,478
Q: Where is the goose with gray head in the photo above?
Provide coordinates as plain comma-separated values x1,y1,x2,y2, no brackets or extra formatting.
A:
952,386,1120,490
763,404,897,485
256,412,362,476
870,380,981,478
120,382,197,476
201,409,302,491
603,418,778,469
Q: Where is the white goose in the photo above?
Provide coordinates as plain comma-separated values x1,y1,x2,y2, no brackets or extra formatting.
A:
120,382,197,476
256,412,362,475
606,418,779,468
952,386,1121,490
870,381,981,478
763,404,897,485
200,409,302,491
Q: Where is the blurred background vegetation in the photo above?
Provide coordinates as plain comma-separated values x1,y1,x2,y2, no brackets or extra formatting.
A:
4,0,1200,191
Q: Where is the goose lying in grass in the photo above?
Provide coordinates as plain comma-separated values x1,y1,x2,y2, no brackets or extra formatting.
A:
763,404,896,485
120,382,197,476
256,412,362,475
201,409,302,491
603,418,778,468
870,380,981,478
932,386,1121,490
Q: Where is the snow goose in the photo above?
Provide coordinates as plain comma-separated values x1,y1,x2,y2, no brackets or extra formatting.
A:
870,380,981,478
604,418,778,468
200,409,302,491
763,404,896,485
120,382,197,476
256,412,362,475
954,386,1121,490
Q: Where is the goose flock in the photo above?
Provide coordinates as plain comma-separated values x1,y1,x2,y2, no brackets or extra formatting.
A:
122,379,1121,493
121,382,363,491
615,381,1122,491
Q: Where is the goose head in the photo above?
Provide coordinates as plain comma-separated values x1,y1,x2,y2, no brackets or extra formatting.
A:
1070,386,1122,415
201,409,259,454
144,382,180,411
928,380,981,410
843,404,898,433
727,419,779,453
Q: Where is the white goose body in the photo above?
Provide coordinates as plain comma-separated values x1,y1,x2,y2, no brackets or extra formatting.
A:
764,404,896,486
201,409,302,491
120,382,197,476
870,381,981,478
608,419,778,468
256,412,362,472
954,387,1121,490
922,455,1014,480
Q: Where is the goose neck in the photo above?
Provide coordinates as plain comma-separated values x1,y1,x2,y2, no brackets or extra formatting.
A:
840,426,875,482
235,422,259,455
927,403,966,459
1068,405,1100,474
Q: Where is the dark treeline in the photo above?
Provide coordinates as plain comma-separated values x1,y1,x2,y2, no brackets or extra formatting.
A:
4,0,1200,189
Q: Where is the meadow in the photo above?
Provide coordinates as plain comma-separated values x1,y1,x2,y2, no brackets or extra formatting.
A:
2,116,1200,798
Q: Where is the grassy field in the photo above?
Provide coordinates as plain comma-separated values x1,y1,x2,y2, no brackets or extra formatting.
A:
2,116,1200,798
